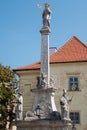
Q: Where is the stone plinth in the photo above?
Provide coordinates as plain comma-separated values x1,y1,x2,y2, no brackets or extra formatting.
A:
31,88,57,118
15,119,72,130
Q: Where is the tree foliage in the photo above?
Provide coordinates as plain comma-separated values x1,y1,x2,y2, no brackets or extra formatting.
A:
0,64,17,130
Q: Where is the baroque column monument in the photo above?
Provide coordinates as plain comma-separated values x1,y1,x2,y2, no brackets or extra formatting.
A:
31,3,57,118
15,3,72,130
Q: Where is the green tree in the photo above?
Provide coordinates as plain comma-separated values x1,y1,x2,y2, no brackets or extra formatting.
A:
0,64,17,130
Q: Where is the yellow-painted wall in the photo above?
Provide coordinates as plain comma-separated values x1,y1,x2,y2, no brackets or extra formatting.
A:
16,62,87,130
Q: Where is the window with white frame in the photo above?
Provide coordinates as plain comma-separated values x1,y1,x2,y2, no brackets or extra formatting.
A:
70,112,80,124
69,77,79,91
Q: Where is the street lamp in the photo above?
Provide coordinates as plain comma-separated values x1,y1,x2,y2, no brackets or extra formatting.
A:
72,122,76,130
35,104,41,119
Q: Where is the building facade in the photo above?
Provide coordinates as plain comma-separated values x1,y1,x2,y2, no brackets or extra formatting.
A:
14,36,87,130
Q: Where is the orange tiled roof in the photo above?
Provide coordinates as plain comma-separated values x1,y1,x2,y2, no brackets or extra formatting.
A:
14,36,87,71
50,36,87,63
14,62,40,71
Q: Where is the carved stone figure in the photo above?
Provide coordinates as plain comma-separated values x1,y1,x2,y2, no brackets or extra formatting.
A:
36,76,41,88
24,111,37,121
36,73,47,88
60,89,72,121
50,77,54,88
40,73,47,88
42,3,52,28
16,93,23,120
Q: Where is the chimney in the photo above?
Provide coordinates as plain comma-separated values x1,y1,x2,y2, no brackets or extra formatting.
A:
49,47,57,55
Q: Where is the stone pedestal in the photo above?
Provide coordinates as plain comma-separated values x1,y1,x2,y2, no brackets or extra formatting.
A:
15,119,72,130
31,88,57,118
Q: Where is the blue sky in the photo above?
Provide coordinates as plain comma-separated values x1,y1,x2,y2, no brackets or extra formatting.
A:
0,0,87,69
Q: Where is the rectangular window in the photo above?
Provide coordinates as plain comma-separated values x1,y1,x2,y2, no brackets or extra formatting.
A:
69,77,79,91
70,112,80,124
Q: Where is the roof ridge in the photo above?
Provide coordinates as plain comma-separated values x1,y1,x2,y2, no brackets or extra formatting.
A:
57,36,87,52
72,36,87,48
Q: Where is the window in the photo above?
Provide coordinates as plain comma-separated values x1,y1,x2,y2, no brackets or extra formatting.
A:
70,112,80,124
69,77,79,91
